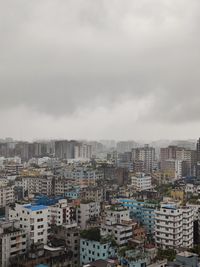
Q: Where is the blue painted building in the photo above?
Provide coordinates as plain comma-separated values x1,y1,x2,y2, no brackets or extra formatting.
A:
65,189,80,199
80,238,116,266
117,199,158,234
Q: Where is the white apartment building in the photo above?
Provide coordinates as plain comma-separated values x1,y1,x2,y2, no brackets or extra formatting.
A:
100,205,132,246
155,204,193,249
101,223,133,246
0,220,27,267
0,185,14,207
15,176,53,197
64,167,103,188
48,199,75,226
74,144,92,160
8,203,49,246
131,173,152,192
104,206,130,225
77,201,100,229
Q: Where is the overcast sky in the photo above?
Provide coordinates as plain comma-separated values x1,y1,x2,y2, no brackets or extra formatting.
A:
0,0,200,141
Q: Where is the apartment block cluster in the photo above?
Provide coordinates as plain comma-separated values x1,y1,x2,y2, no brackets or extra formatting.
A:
0,137,200,267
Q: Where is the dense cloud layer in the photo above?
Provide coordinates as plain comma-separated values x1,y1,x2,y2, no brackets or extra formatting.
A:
0,0,200,140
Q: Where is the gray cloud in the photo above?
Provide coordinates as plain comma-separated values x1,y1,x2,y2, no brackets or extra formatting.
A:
0,0,200,139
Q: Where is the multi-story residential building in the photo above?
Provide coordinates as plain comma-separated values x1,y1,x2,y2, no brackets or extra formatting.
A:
48,199,76,226
131,173,152,192
55,223,80,267
64,166,103,188
8,203,49,246
74,143,92,160
160,146,196,177
15,175,53,197
80,238,116,266
132,145,156,174
101,223,133,246
77,201,100,229
100,205,133,246
176,148,196,177
155,203,193,249
116,141,137,153
0,220,27,267
80,187,104,203
55,140,78,159
104,205,130,225
197,138,200,180
0,185,14,207
117,199,157,234
162,159,182,180
160,146,178,171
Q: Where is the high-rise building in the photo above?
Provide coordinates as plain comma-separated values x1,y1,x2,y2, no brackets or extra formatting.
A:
74,143,92,159
132,145,156,174
55,140,78,159
116,141,137,153
155,203,193,249
160,146,197,178
160,146,177,171
196,138,200,179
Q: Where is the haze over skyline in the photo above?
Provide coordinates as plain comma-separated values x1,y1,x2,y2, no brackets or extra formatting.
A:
1,0,200,140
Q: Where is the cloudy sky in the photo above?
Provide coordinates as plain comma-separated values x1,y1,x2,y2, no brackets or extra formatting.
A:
0,0,200,141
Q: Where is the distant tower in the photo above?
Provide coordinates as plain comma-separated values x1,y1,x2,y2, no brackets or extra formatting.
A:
197,138,200,179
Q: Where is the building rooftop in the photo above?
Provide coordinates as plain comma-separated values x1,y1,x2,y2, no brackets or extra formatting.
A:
177,251,198,258
23,204,48,211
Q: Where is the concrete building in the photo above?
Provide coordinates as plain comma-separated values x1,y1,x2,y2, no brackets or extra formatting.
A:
0,185,14,207
80,187,104,203
117,199,156,234
100,223,133,246
0,220,27,267
168,252,198,267
54,223,80,267
15,175,53,197
116,141,137,153
132,145,156,174
155,203,193,249
162,159,182,180
80,238,115,266
55,140,78,159
104,205,130,225
160,146,196,177
74,143,92,160
8,203,49,246
197,138,200,180
48,199,75,226
77,201,100,229
131,173,152,192
100,206,133,246
160,146,177,171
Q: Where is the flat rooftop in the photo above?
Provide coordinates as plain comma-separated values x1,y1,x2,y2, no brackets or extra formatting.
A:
23,204,48,211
